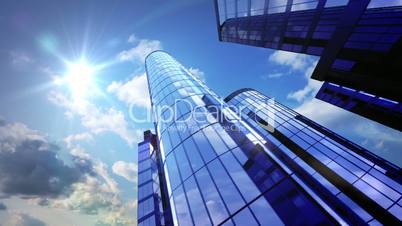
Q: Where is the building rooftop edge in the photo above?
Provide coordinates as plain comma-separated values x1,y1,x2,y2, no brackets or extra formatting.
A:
144,50,170,65
224,88,258,102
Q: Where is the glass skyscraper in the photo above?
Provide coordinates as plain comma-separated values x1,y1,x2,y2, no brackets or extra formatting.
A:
137,51,402,226
213,0,402,131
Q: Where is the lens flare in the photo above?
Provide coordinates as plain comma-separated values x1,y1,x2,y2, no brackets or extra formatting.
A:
65,60,96,100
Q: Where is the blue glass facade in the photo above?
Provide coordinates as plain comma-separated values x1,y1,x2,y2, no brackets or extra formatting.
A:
137,131,168,226
316,82,402,131
224,88,402,225
137,51,402,225
213,0,402,131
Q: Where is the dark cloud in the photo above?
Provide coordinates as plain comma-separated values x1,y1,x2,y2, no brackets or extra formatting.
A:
0,202,6,210
0,194,11,199
5,213,46,226
0,121,93,198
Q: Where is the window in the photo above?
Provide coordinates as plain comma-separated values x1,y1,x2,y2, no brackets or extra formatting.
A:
138,197,154,219
183,138,205,172
138,182,153,200
138,150,150,162
213,123,237,150
362,174,400,201
268,0,288,14
233,207,259,226
208,159,245,214
174,146,193,180
220,152,261,202
138,215,155,226
165,153,181,190
251,0,265,15
327,161,358,184
204,126,228,155
368,0,402,8
249,196,284,225
138,169,152,184
354,180,393,208
192,130,217,163
325,0,349,7
292,0,318,11
183,177,212,226
138,159,151,172
195,168,229,225
173,186,193,225
161,132,172,156
264,179,332,225
168,125,182,149
238,0,249,17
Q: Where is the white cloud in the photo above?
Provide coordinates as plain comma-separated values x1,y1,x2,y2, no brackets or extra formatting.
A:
48,91,140,146
94,161,120,194
353,120,402,144
0,119,135,225
127,34,137,43
69,146,91,161
64,132,94,148
118,39,162,63
10,51,34,66
294,98,402,165
287,63,321,102
112,161,137,183
107,73,151,109
268,50,320,102
261,72,284,80
0,122,46,153
268,50,313,72
95,201,136,226
53,174,120,215
188,67,206,82
294,98,349,127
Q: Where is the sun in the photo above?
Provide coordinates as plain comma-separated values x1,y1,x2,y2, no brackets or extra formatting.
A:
65,60,96,100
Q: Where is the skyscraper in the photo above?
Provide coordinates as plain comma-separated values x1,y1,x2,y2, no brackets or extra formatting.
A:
213,0,402,131
137,51,402,226
137,130,170,226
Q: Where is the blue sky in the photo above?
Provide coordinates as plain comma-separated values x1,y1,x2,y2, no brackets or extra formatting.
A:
0,0,401,225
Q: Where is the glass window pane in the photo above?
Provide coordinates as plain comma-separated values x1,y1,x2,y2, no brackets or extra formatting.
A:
204,126,228,155
250,196,285,225
173,186,193,225
208,159,245,214
183,138,205,172
165,153,181,190
184,177,212,226
220,152,261,202
251,0,265,15
354,180,393,208
233,207,258,226
175,146,193,180
195,168,229,225
325,0,348,7
213,124,237,150
192,130,217,163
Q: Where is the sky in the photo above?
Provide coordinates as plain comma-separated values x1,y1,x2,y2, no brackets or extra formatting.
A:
0,0,401,226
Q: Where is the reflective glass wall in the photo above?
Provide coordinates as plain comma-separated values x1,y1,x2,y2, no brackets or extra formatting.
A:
225,88,402,225
137,131,165,226
214,0,402,132
144,51,364,225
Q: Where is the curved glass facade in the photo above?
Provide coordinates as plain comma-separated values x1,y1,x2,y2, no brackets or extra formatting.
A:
225,88,402,225
145,51,346,226
142,51,401,226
